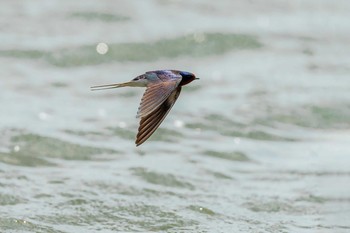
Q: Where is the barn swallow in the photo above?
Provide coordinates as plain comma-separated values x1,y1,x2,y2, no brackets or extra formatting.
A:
91,70,199,146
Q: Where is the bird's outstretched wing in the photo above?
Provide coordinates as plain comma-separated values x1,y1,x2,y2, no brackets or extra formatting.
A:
136,87,182,146
136,79,180,118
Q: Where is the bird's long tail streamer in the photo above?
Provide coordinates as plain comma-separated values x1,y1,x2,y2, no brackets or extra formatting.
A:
90,82,132,91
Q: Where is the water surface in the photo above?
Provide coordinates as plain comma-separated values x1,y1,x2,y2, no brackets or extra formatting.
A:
1,1,350,232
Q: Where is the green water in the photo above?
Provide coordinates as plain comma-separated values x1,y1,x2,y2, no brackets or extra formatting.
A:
0,33,260,67
1,1,350,232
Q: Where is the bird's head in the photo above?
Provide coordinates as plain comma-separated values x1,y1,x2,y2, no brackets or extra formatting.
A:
179,71,199,86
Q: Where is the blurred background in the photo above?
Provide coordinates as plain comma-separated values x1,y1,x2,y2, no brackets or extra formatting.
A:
1,0,350,232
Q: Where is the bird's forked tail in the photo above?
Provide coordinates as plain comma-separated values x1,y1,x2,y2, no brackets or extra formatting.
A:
90,81,135,91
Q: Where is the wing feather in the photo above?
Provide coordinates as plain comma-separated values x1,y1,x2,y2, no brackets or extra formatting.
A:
136,87,182,146
136,80,180,118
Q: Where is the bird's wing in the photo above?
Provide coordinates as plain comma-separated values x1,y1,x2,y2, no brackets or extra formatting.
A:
136,87,182,146
136,79,181,118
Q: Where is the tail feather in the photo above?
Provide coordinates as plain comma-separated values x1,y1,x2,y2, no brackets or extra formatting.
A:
90,82,132,91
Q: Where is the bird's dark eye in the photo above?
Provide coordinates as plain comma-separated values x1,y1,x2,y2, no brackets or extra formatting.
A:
179,71,194,79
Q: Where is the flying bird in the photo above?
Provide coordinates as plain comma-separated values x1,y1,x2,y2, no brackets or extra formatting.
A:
91,70,199,146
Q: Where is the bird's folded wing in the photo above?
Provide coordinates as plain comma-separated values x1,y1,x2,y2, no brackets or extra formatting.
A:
136,79,180,118
136,87,182,146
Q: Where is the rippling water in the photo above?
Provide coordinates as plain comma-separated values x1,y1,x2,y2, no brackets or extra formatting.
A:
1,1,350,232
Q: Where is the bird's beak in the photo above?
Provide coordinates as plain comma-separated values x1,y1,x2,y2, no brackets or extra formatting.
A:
195,78,200,80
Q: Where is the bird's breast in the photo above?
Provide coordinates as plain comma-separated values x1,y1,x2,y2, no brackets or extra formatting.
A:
179,77,194,86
